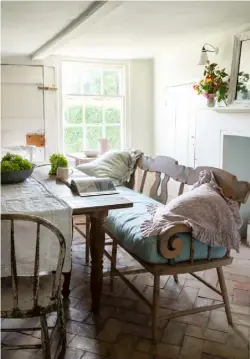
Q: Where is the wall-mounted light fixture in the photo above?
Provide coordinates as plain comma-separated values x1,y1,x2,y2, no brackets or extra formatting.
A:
198,43,219,65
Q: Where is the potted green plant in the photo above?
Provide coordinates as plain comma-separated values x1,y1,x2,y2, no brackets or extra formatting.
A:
1,153,34,184
193,62,229,107
49,153,68,175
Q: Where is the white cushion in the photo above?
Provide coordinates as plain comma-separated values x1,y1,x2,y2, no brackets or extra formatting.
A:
76,149,142,185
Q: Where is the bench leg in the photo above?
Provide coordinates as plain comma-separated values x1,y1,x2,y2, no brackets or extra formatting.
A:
217,267,233,325
152,274,160,343
110,242,118,291
85,216,90,263
173,274,179,283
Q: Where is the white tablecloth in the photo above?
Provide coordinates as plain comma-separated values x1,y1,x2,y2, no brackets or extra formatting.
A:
1,177,72,276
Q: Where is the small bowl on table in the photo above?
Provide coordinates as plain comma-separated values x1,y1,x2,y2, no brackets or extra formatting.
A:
83,150,99,158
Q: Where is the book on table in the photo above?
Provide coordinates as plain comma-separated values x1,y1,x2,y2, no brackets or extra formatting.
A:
61,172,117,197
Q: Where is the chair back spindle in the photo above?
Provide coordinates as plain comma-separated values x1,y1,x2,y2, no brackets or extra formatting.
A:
1,213,66,315
33,223,40,307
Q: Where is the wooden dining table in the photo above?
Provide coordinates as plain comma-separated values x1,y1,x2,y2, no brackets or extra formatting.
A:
33,167,133,313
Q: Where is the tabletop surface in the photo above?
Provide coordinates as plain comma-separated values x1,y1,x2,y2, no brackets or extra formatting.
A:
32,166,133,215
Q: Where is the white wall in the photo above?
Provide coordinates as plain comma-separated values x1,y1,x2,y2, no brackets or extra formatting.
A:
127,59,154,155
1,56,154,158
153,25,250,238
153,25,250,158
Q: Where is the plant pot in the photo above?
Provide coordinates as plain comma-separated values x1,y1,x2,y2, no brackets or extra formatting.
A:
1,165,35,184
206,94,215,107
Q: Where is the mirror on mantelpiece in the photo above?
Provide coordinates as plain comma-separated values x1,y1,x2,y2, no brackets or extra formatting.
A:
228,31,250,105
236,39,250,100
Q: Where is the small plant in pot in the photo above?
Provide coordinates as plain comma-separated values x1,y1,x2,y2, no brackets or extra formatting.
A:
49,153,68,175
193,61,229,107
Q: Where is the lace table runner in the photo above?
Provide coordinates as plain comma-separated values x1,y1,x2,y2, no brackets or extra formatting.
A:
1,177,72,276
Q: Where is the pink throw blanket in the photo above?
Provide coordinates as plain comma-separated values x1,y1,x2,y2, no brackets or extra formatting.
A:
141,170,242,252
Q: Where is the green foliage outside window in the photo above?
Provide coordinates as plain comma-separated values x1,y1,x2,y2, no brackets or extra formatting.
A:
64,127,83,152
106,126,121,149
103,71,119,96
63,65,123,152
86,126,102,149
65,106,83,124
105,107,121,124
83,69,101,95
85,105,103,124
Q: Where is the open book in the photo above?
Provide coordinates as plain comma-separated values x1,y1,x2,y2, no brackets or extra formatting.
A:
63,175,118,197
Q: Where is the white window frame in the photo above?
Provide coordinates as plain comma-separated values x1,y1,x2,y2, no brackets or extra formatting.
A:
61,60,126,154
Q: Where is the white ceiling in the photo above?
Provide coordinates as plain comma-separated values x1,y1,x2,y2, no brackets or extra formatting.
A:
1,1,92,56
1,1,250,58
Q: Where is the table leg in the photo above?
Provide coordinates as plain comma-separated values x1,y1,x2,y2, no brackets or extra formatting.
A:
89,212,106,313
62,217,73,298
62,271,71,298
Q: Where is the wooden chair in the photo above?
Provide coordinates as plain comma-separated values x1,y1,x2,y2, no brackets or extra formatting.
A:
103,155,250,342
1,213,66,359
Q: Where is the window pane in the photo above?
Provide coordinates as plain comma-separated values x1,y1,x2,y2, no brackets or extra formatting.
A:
105,107,121,124
82,69,101,95
85,103,103,124
86,126,102,150
103,70,120,96
64,127,83,152
65,106,83,124
62,62,82,94
106,126,121,149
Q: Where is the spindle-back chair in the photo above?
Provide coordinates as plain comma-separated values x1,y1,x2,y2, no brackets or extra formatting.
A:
1,213,66,359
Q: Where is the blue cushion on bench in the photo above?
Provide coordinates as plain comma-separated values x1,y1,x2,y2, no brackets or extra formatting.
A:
105,186,227,264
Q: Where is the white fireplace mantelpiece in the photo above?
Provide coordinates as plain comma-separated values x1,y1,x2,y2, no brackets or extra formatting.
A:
194,109,250,168
213,106,250,113
219,130,250,169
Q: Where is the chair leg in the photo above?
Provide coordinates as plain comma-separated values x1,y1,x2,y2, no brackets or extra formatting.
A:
152,274,160,343
40,313,51,359
57,298,66,356
217,266,233,325
173,274,179,283
110,242,118,291
85,215,90,263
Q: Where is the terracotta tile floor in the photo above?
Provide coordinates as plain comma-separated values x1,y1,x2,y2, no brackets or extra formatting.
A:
2,231,250,359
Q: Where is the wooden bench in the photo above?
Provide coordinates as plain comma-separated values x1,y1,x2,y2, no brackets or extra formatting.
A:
74,155,250,342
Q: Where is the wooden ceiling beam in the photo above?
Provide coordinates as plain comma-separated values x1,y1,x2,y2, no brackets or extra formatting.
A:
31,1,122,60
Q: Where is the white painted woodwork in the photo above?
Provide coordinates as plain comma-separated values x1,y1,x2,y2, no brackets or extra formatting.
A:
1,64,57,161
194,109,250,168
43,66,59,158
164,84,199,167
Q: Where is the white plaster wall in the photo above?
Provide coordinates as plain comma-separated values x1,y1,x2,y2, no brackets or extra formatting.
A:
153,25,250,238
153,25,250,158
127,59,154,155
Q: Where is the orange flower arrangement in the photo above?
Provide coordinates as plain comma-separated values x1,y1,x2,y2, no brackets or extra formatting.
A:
193,62,229,103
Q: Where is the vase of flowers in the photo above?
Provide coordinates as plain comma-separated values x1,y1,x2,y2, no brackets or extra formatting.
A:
193,62,229,107
204,93,215,107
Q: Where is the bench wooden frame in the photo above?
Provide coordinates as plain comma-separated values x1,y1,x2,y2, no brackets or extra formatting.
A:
74,155,250,342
